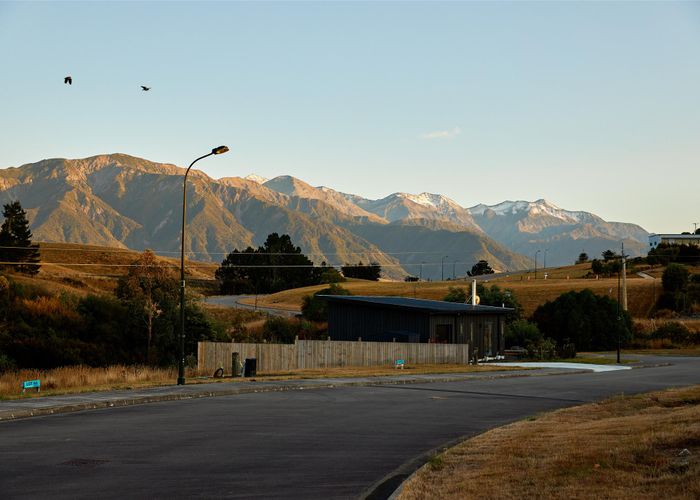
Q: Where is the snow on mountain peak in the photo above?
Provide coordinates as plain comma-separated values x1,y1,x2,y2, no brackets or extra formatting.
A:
469,199,586,222
397,192,459,209
244,174,268,184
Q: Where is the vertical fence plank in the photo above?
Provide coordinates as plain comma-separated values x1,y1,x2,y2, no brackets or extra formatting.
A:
198,341,472,373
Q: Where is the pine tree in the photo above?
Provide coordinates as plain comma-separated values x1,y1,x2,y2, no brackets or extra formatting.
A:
0,201,40,275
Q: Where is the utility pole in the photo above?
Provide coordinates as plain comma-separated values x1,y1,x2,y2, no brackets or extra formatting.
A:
621,242,627,312
534,250,540,279
694,222,699,234
543,248,549,270
452,261,456,280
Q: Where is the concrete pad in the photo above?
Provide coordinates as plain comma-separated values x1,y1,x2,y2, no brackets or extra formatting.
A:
488,362,632,372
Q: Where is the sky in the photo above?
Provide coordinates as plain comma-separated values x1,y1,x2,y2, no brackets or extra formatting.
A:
1,1,699,234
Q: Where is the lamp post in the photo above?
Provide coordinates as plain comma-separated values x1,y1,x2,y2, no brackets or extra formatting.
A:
178,145,229,385
534,249,541,279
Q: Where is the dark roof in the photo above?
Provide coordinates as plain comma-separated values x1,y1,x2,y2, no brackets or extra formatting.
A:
319,295,514,315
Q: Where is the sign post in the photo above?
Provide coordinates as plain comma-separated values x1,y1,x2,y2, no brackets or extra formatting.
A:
22,379,41,394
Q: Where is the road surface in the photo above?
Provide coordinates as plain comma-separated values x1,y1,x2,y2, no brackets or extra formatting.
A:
1,355,698,499
203,294,297,317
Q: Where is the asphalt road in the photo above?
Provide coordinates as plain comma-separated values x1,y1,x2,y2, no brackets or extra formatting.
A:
203,294,297,317
1,356,699,500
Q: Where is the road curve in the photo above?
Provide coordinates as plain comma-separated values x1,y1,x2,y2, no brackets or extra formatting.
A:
0,356,698,499
203,294,298,317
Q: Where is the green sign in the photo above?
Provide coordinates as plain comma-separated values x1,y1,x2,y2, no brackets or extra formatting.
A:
22,379,41,392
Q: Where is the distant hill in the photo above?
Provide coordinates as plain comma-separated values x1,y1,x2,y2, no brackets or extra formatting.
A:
0,154,536,280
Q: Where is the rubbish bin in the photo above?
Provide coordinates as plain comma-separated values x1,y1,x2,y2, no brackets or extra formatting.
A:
244,358,257,377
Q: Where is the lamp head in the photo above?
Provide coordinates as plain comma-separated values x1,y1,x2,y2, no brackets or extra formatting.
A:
212,145,229,155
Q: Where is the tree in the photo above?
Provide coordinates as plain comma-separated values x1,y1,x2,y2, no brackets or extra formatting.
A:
301,283,351,322
602,249,617,262
0,201,40,275
575,252,589,264
117,250,178,363
532,289,632,351
443,287,468,303
505,320,543,349
341,261,381,281
216,234,322,294
468,260,494,276
477,284,522,323
662,263,690,293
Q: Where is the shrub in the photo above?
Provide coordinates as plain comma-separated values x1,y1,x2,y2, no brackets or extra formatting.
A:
301,283,351,322
0,353,15,373
505,320,543,348
525,337,557,360
443,287,467,303
532,289,632,351
651,322,693,346
662,264,690,293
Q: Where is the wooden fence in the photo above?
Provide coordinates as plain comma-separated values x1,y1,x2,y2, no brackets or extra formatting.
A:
198,340,471,374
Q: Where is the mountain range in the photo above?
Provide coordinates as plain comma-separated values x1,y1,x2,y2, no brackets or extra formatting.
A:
0,154,648,280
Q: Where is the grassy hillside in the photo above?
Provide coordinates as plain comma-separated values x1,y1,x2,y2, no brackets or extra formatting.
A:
241,263,664,318
7,242,217,296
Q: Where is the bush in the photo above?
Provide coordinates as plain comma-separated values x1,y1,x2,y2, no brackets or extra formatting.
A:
261,317,326,343
505,320,543,348
301,283,351,322
662,264,690,293
651,322,693,346
525,337,557,360
0,353,16,373
443,287,467,303
532,289,632,351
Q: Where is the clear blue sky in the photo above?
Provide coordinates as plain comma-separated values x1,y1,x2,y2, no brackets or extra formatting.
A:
1,1,699,233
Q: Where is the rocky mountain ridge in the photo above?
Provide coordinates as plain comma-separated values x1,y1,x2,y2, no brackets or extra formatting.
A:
0,154,534,280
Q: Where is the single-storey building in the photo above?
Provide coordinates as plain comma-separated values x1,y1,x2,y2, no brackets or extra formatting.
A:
321,295,514,358
649,233,700,249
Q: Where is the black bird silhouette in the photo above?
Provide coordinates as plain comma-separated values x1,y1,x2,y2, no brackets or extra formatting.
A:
141,86,151,91
64,76,72,85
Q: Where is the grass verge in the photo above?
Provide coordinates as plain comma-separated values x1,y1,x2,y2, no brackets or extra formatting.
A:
0,363,526,400
399,385,700,500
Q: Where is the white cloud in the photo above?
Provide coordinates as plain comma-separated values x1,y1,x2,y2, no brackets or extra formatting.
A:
421,126,461,140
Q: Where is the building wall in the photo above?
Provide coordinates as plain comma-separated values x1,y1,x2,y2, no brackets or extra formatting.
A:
328,302,506,358
327,302,430,342
649,234,700,249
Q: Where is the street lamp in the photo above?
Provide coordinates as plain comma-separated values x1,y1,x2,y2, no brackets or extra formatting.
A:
178,145,229,385
534,249,541,279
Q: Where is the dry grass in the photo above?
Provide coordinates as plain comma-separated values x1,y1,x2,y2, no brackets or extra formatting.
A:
0,365,180,399
634,318,700,335
400,385,700,500
1,363,525,399
5,242,218,297
242,274,656,318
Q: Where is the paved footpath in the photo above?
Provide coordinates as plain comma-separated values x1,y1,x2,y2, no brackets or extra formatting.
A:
0,367,579,421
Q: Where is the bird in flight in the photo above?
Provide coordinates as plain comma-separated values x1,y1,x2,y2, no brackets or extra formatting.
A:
141,86,151,91
64,76,72,85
